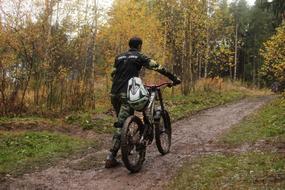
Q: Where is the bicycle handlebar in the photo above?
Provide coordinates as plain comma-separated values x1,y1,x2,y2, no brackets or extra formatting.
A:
145,82,173,89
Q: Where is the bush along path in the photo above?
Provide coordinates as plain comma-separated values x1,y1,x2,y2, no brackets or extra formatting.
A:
1,95,275,190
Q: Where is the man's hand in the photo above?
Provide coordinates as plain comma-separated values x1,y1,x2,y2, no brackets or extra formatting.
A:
167,78,181,87
172,78,181,86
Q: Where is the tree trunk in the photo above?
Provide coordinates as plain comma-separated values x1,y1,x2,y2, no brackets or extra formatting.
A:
19,70,32,114
0,66,7,115
188,18,193,93
257,55,261,88
234,23,238,80
253,56,256,85
197,54,202,80
205,29,209,78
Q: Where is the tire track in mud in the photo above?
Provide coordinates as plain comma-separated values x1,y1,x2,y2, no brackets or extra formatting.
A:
3,96,275,190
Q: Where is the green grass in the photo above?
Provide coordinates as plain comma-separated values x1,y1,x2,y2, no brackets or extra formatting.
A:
0,116,60,126
0,112,116,134
169,152,285,190
221,97,285,146
65,112,115,133
167,90,245,121
0,131,92,176
169,97,285,190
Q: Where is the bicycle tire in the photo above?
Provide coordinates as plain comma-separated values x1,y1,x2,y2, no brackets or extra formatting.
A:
155,110,172,155
121,115,146,173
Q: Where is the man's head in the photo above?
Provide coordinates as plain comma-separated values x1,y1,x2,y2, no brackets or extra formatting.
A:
129,37,143,51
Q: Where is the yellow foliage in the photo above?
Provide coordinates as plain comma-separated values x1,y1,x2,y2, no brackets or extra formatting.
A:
260,22,285,90
98,0,163,65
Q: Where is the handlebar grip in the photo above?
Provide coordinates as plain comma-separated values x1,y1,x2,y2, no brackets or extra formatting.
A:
167,83,174,88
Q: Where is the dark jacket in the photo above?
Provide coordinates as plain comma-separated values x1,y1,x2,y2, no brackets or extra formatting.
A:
111,48,178,94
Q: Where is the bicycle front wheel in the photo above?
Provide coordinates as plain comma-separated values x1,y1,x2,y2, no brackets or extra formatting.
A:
155,110,172,155
121,115,145,173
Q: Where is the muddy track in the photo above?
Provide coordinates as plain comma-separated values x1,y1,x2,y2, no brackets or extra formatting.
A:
3,96,275,190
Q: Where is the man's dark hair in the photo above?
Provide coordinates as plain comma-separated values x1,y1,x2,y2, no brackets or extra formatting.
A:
129,37,143,49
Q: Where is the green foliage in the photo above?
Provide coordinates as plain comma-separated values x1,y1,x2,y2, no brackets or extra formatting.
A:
271,0,285,23
243,0,275,82
0,131,90,175
230,0,250,37
169,152,285,190
221,97,285,145
262,0,285,25
260,23,285,90
208,0,235,77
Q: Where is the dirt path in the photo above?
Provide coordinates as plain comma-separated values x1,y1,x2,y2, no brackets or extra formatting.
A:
3,96,274,190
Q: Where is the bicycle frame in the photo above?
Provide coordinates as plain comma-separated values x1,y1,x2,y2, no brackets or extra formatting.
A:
144,88,164,121
121,82,173,173
139,83,170,144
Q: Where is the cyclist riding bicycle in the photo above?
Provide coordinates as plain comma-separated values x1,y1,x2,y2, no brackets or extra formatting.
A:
105,37,181,168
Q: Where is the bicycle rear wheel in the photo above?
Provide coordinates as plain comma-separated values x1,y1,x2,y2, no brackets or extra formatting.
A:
121,115,146,173
155,110,172,155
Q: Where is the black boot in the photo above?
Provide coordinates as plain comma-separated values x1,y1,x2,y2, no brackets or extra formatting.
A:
105,129,121,168
105,153,120,168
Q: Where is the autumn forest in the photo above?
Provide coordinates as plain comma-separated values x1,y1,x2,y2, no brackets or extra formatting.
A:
0,0,284,116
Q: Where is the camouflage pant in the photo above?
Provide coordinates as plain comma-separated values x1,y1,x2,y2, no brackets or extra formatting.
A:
111,93,134,128
110,93,134,156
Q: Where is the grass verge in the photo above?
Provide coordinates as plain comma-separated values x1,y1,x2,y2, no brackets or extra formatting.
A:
165,78,270,121
167,90,246,121
169,152,285,190
64,112,115,133
0,131,93,177
0,116,61,126
168,97,285,190
221,97,285,146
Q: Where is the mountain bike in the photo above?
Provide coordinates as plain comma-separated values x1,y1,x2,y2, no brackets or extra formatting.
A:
121,82,172,173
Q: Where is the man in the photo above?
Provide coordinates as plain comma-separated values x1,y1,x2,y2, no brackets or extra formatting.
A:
105,37,181,168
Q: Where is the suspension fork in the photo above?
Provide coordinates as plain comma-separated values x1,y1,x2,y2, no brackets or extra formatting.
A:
157,89,165,112
140,90,156,144
139,112,151,144
139,89,165,145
